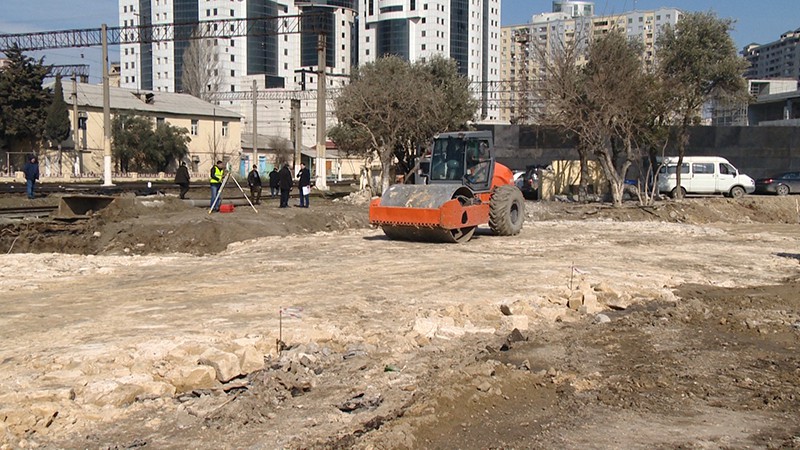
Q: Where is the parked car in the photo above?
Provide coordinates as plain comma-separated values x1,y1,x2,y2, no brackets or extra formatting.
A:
512,170,526,189
755,172,800,196
518,165,544,199
657,156,755,198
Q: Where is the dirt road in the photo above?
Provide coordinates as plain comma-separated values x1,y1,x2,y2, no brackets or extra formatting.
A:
1,196,799,448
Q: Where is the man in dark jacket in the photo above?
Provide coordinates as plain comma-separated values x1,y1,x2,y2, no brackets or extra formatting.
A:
23,155,39,200
247,164,262,205
278,163,293,208
296,162,311,207
174,162,190,199
268,167,279,197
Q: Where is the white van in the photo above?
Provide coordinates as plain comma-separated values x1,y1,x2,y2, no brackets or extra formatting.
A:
657,156,755,198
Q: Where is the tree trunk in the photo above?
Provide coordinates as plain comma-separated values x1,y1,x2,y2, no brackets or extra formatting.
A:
379,150,392,195
596,153,624,207
675,120,689,200
577,143,590,202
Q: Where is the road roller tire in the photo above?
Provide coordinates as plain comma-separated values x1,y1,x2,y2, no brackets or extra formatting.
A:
382,225,476,243
489,185,525,236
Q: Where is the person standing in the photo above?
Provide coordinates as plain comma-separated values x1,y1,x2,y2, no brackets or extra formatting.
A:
174,161,190,199
268,167,279,197
209,160,225,212
296,162,311,208
278,163,292,208
23,155,39,200
247,164,263,205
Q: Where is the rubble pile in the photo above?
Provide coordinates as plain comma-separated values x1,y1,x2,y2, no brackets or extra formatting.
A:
334,189,373,206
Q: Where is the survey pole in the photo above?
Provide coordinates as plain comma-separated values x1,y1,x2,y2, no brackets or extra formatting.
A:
101,24,113,186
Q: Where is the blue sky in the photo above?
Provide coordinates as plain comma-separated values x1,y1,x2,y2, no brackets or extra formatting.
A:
1,0,798,82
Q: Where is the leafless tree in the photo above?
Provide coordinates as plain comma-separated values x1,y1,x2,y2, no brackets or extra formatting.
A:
207,129,229,165
181,30,221,101
332,56,475,194
539,29,661,206
534,24,594,201
268,136,293,168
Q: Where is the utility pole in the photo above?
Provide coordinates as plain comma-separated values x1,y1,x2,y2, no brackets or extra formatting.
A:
101,23,113,186
291,99,302,169
315,34,327,190
71,76,80,176
252,79,258,170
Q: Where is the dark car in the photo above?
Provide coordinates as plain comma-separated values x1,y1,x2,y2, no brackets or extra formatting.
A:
755,172,800,196
518,165,545,199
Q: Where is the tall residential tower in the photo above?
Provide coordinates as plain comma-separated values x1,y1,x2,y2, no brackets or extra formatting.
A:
499,1,681,124
357,0,502,121
119,0,357,153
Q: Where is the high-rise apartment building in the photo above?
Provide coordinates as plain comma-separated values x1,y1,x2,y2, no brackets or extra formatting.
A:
357,0,502,121
499,1,681,124
119,0,357,153
551,0,593,18
743,28,800,82
119,0,356,94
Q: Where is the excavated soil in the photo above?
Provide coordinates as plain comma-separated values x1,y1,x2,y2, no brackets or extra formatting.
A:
1,192,800,449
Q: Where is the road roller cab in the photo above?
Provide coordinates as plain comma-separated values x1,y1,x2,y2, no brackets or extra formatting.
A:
369,131,525,243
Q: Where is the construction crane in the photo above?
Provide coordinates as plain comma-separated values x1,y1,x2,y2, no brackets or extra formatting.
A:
0,15,328,186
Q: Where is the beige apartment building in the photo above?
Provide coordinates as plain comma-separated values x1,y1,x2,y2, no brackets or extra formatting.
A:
53,83,241,179
499,3,681,124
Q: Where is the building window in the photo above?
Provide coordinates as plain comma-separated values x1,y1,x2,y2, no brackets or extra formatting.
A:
191,120,198,135
222,122,229,137
230,9,234,16
231,85,235,92
156,117,165,127
206,9,210,16
213,8,218,15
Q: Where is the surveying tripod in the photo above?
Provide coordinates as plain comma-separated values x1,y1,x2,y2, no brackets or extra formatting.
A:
208,171,259,214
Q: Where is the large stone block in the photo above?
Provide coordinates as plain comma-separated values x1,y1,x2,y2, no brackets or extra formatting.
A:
500,315,529,331
199,349,242,382
79,381,144,407
168,366,219,393
236,346,264,374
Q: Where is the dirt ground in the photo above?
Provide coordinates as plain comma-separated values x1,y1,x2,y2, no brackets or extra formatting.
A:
1,191,800,449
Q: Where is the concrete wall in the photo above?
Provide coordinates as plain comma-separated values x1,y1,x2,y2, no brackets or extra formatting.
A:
477,124,800,179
